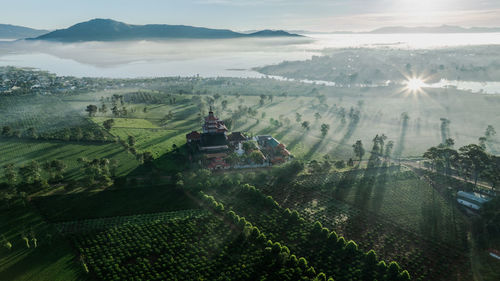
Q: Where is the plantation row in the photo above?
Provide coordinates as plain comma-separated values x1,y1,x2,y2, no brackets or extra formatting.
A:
204,183,410,281
264,183,469,281
54,209,209,234
255,169,471,281
70,207,332,281
283,168,467,245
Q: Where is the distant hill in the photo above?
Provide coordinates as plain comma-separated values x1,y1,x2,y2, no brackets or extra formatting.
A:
322,25,500,34
33,19,301,42
0,24,49,39
368,25,500,34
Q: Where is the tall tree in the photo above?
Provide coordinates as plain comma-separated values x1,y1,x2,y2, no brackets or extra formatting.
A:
440,118,451,144
320,124,330,137
458,144,490,186
85,105,98,117
3,164,17,187
353,140,365,164
301,121,310,130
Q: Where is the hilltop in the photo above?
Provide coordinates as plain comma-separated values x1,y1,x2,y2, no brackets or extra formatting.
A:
0,23,49,39
32,19,301,42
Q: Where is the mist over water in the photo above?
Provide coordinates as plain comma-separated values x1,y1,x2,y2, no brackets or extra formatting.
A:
0,33,500,80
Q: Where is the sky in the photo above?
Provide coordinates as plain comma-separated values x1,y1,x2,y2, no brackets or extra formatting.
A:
1,0,499,31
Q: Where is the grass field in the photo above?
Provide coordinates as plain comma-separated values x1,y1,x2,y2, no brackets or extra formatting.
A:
0,138,139,182
0,201,85,281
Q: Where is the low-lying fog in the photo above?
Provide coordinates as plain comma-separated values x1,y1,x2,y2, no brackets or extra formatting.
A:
0,33,500,85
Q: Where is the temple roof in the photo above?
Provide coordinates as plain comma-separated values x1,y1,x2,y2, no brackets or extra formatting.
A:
227,132,247,142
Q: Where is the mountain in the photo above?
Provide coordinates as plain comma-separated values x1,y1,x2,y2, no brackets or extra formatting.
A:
33,19,301,42
324,25,500,34
368,25,500,34
0,24,49,39
246,29,301,37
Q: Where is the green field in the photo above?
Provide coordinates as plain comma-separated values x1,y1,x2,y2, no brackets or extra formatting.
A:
1,73,499,281
33,186,196,222
0,139,139,182
0,201,85,281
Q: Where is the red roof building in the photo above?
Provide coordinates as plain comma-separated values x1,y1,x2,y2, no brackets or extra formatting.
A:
186,131,201,143
203,110,227,134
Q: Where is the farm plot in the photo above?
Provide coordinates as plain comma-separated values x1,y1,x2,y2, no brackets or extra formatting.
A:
33,187,197,222
55,209,209,234
91,117,159,129
109,127,187,158
69,213,321,281
257,169,471,281
205,184,410,281
0,95,87,133
0,201,83,281
0,139,138,183
288,169,467,245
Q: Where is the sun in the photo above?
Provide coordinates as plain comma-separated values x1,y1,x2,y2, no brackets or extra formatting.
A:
406,78,425,92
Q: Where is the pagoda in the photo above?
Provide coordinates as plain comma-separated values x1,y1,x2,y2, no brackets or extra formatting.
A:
203,108,228,134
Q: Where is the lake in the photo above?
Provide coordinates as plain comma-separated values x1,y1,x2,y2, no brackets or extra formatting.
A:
0,33,499,94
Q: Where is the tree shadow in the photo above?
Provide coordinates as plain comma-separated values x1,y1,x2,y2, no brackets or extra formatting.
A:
394,115,409,158
371,166,390,214
330,117,360,155
304,138,326,160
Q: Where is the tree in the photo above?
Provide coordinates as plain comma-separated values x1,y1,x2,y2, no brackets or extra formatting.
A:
250,151,265,164
301,121,310,130
127,135,136,147
485,125,496,139
143,152,154,164
225,152,239,166
25,127,37,139
19,160,41,184
459,144,490,186
3,164,17,187
221,100,228,111
259,94,266,106
440,118,451,143
1,126,12,137
320,124,330,137
85,105,98,117
74,127,83,141
103,119,115,130
100,103,108,114
44,160,66,181
242,141,257,154
112,106,120,117
314,112,322,121
353,140,365,164
295,113,302,123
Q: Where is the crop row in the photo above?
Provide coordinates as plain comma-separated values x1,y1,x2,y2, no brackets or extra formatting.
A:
54,209,209,234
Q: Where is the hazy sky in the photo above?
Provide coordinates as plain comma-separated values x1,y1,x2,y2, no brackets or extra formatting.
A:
1,0,500,31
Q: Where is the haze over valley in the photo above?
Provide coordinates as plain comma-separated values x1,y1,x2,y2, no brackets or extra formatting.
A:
1,2,500,281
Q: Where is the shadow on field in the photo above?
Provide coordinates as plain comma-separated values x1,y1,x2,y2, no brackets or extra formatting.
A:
304,137,327,160
331,118,360,155
287,131,309,151
32,185,194,222
393,114,409,157
0,243,86,281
